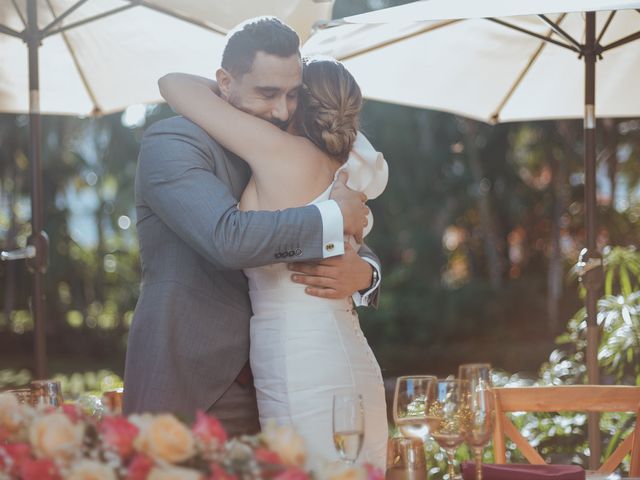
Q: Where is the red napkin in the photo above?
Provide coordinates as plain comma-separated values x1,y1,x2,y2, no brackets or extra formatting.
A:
461,463,585,480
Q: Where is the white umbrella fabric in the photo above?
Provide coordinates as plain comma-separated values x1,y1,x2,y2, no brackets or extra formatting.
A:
0,0,333,378
1,0,333,116
303,1,640,123
303,0,640,468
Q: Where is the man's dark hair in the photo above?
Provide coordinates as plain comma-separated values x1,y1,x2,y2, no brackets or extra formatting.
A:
221,16,300,77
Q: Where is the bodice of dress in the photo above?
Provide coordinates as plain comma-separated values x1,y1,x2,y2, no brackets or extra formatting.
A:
244,132,388,314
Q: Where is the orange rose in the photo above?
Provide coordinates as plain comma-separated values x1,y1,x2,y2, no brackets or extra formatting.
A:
134,414,195,463
29,412,84,463
262,422,306,468
0,392,24,434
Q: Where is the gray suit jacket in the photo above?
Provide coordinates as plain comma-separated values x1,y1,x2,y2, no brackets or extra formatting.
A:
123,116,379,417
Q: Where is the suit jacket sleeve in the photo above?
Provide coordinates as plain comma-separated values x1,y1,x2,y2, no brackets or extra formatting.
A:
137,117,325,270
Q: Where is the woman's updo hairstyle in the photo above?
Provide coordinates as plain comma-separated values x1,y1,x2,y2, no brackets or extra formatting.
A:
296,57,362,163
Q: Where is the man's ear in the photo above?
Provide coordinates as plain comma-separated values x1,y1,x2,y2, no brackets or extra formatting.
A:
216,68,233,100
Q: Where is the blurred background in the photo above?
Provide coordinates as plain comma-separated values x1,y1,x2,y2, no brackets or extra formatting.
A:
1,0,640,397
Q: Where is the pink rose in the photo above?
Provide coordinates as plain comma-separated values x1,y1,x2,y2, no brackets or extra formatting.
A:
20,458,62,480
274,467,311,480
99,416,139,458
2,443,31,475
364,464,384,480
255,447,283,466
192,411,227,451
208,463,238,480
126,453,154,480
62,404,84,424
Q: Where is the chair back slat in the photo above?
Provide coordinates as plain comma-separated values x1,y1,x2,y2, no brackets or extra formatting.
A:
492,386,640,474
496,386,640,413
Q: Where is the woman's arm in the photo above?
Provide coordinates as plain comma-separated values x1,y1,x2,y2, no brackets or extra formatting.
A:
158,73,307,176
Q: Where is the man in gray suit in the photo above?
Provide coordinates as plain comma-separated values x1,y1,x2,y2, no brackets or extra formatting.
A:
123,17,381,436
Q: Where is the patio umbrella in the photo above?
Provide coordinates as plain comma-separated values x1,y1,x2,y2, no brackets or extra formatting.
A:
303,0,640,468
0,0,333,378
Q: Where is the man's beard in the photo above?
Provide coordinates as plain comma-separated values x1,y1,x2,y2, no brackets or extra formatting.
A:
228,93,290,131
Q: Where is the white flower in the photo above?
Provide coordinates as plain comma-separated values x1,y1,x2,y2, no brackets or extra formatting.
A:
147,466,203,480
262,421,306,468
66,459,118,480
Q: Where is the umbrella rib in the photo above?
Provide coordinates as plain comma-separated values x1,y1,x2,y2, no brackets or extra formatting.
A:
336,19,462,62
130,0,228,35
489,14,568,123
41,0,90,36
487,18,580,53
42,4,137,39
596,11,616,45
11,0,26,28
44,0,102,115
601,29,640,52
0,23,23,39
537,14,582,51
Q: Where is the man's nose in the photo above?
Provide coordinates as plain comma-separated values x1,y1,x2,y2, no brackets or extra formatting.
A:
271,96,290,123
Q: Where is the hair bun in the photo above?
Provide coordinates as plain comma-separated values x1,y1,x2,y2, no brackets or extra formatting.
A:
319,116,358,160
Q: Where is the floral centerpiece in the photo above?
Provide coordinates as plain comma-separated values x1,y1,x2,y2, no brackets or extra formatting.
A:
0,393,383,480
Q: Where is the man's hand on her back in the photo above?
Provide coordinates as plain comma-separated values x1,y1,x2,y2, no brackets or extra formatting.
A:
330,171,369,244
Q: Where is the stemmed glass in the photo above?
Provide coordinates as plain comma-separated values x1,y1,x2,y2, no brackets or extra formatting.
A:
459,364,494,480
393,375,437,441
425,379,468,480
332,393,365,465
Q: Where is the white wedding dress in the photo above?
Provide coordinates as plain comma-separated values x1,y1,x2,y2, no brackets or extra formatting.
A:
246,133,389,469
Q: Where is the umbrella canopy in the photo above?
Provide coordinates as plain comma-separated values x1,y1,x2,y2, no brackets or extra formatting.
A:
303,0,640,123
0,0,333,116
304,1,640,468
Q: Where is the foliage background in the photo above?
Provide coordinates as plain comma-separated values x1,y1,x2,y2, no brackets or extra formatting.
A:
1,0,640,472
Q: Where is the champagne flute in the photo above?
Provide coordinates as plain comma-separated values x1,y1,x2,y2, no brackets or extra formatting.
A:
459,364,494,480
393,375,436,441
458,363,492,392
425,379,469,480
333,393,365,464
462,386,494,480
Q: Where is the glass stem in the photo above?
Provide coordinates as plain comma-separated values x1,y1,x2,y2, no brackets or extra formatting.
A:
474,447,483,480
446,449,456,480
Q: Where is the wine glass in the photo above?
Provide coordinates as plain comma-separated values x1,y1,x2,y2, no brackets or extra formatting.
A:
425,379,469,480
459,364,494,480
333,393,365,464
393,375,436,441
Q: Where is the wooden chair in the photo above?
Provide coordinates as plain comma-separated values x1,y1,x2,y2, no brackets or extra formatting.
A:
492,386,640,475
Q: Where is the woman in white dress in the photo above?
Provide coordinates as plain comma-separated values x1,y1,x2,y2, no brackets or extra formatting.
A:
159,56,388,468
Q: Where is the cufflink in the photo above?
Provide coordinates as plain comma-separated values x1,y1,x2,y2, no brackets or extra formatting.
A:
325,243,335,252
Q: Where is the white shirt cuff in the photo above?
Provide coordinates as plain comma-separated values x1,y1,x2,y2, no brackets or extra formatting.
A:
352,257,381,307
314,200,344,258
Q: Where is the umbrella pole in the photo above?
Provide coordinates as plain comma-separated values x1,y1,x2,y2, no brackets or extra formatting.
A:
583,11,603,470
26,0,48,379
